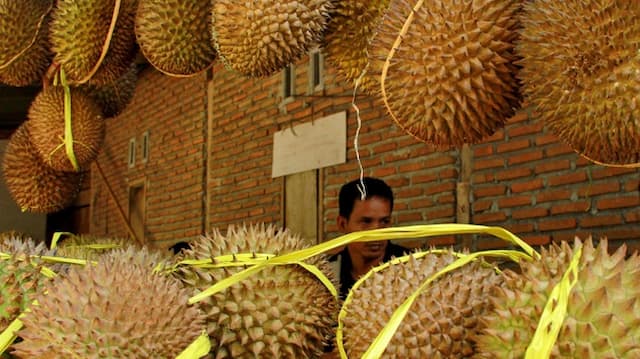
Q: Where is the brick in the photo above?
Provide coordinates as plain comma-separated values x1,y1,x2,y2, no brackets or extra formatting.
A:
473,211,508,224
591,166,639,179
496,139,530,154
580,215,623,228
577,182,621,197
498,195,532,208
625,211,640,223
535,159,571,174
473,185,507,198
548,171,588,186
511,179,544,193
522,234,551,246
473,144,493,157
474,158,505,170
396,212,424,222
545,143,575,157
424,182,456,195
472,199,493,212
507,122,544,137
597,196,640,210
512,207,549,220
539,218,577,231
504,223,535,234
625,179,640,192
535,133,560,146
508,150,544,165
550,201,591,215
425,206,455,220
496,167,533,181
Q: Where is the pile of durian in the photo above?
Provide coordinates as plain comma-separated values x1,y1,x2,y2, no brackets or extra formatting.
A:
1,224,640,358
2,0,638,215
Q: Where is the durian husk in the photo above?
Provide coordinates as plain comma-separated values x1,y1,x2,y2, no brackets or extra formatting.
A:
82,62,137,118
342,250,504,358
0,235,66,274
55,234,140,262
212,0,333,77
135,0,217,76
517,0,640,165
0,254,50,334
26,86,105,172
11,251,206,358
322,0,390,94
49,0,138,86
0,0,53,87
474,238,640,358
175,223,339,358
2,124,83,213
367,0,521,148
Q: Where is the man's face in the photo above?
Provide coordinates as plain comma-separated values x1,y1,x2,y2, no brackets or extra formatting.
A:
338,196,392,260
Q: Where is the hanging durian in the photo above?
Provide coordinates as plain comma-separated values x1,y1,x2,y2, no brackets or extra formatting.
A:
0,0,53,87
27,86,105,172
342,251,504,357
135,0,217,76
367,0,521,148
11,250,206,358
323,0,390,94
82,62,138,118
517,0,640,165
50,0,138,85
175,223,338,358
474,238,640,358
2,124,83,213
212,0,333,77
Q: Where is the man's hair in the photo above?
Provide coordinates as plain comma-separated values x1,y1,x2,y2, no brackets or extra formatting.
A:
338,177,394,219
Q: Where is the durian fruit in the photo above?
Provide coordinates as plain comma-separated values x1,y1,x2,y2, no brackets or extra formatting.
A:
2,124,83,213
474,238,640,358
55,234,139,262
0,253,50,334
82,62,137,118
212,0,333,77
0,0,53,87
0,235,66,274
517,0,640,165
26,86,105,172
50,0,139,86
367,0,521,148
342,251,504,357
175,223,338,358
11,250,206,358
135,0,217,76
322,0,390,94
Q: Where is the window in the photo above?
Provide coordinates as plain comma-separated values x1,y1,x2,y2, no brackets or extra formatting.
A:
282,65,295,99
128,137,136,168
308,49,324,92
142,131,149,163
128,182,145,243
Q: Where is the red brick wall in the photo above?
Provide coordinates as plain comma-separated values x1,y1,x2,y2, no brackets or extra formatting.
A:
90,68,208,248
91,56,640,251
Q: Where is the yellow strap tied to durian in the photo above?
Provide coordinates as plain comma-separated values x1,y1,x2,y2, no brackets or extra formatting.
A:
337,249,533,359
525,245,582,359
0,317,23,355
60,69,80,171
175,330,211,359
50,231,75,249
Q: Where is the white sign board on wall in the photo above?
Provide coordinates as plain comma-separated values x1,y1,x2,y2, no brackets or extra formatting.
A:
272,111,347,178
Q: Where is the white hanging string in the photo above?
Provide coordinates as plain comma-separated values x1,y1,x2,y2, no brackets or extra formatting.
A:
351,66,370,200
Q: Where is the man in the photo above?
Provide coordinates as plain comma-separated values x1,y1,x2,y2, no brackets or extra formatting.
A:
330,177,409,299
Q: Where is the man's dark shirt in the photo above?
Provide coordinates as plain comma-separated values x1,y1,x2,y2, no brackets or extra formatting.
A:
329,242,409,300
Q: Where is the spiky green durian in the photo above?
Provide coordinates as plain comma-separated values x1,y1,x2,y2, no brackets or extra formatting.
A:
212,0,333,77
474,238,640,358
367,0,521,148
342,250,504,357
175,223,338,358
135,0,216,76
2,124,83,213
0,0,53,86
11,252,206,358
517,0,640,164
50,0,138,85
27,86,105,172
55,234,139,262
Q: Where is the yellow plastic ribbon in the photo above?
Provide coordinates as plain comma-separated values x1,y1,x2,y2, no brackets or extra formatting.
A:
188,224,538,305
525,245,582,359
175,330,211,359
336,249,533,359
50,231,75,249
60,69,80,171
0,317,23,355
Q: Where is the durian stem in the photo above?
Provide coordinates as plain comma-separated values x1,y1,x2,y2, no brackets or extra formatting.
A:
93,160,144,246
